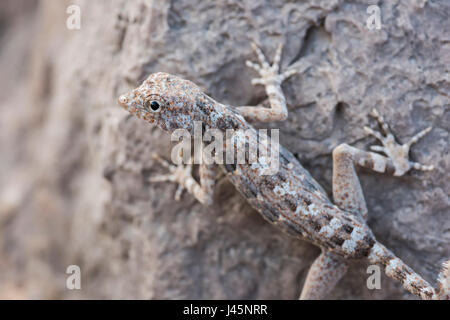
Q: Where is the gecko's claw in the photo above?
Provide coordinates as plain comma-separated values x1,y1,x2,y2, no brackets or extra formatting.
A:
149,174,175,183
406,126,432,148
245,60,263,73
280,68,300,81
369,145,386,154
246,42,298,86
152,153,174,171
411,162,434,172
149,153,191,201
364,109,434,176
272,43,283,72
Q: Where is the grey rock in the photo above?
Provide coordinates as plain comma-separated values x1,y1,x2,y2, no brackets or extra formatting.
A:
0,0,448,299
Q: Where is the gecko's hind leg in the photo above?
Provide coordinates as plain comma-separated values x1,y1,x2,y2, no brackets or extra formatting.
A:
332,142,369,220
299,251,348,300
329,110,446,300
300,109,434,300
149,154,215,206
331,107,434,217
299,131,374,299
237,43,299,122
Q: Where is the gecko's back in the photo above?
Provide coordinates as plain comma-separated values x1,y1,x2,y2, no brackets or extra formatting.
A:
219,118,376,260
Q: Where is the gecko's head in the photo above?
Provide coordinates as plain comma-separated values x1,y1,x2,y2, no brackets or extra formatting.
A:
118,72,215,134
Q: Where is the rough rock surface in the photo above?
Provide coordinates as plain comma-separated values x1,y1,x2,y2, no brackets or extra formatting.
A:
0,0,448,299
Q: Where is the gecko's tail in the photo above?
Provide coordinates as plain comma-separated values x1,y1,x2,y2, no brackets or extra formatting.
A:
368,242,450,300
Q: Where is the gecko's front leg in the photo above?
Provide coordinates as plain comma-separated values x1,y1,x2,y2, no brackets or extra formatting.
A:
237,43,299,122
150,153,215,206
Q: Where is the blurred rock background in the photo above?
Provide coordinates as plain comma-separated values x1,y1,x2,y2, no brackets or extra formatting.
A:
0,0,448,299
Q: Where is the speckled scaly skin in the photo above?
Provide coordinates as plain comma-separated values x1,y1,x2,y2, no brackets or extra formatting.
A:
118,44,448,300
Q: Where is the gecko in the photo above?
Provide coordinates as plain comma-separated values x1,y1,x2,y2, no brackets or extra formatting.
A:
117,43,449,300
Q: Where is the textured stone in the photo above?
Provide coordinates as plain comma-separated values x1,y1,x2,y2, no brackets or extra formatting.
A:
0,0,448,299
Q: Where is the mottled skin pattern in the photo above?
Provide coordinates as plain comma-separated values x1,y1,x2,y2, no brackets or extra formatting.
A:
118,44,449,300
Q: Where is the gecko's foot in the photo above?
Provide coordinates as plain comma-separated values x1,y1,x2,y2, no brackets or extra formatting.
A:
363,109,434,176
149,153,192,201
246,42,299,86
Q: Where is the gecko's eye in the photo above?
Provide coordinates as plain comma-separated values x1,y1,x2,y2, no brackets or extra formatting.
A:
146,100,161,112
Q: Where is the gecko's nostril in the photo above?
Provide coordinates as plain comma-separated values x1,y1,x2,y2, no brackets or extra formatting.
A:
118,95,128,107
